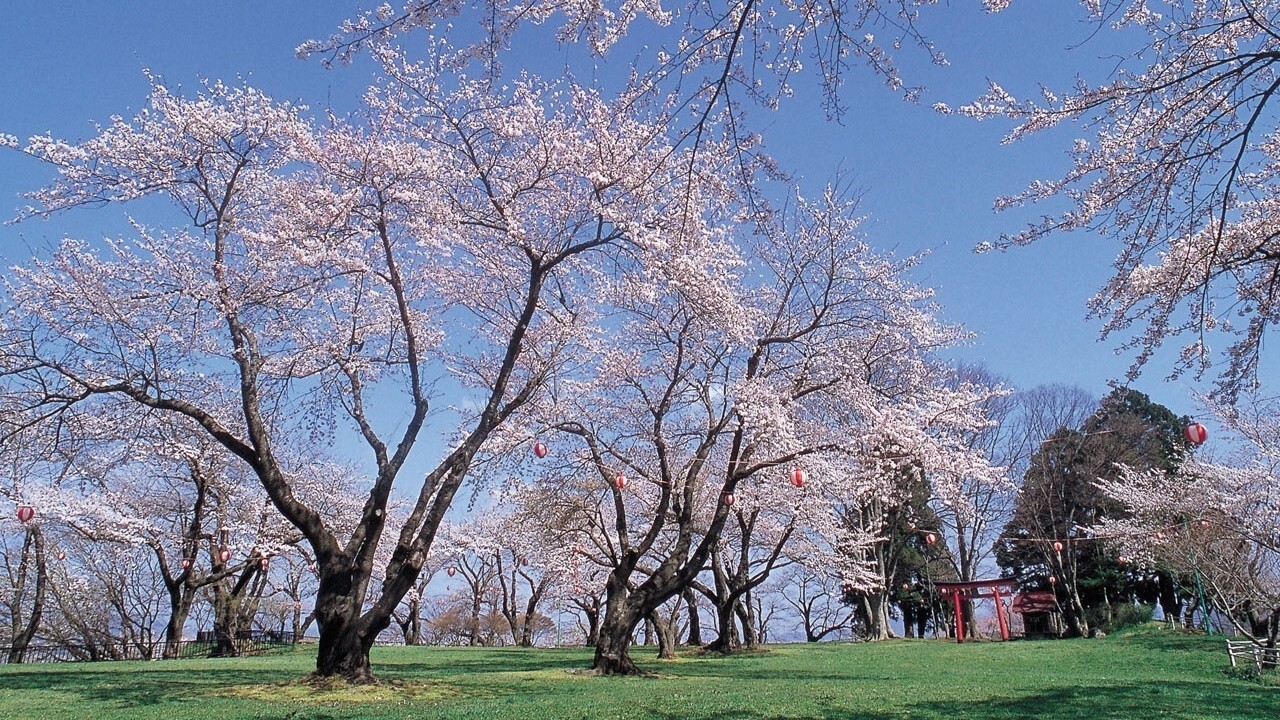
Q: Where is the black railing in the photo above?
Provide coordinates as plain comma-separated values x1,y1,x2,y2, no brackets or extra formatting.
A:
0,632,296,665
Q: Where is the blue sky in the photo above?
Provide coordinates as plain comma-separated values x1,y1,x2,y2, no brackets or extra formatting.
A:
0,0,1252,421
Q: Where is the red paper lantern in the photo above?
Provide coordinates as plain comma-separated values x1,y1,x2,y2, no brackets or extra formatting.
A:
16,505,34,523
1117,556,1127,565
723,492,736,507
446,566,457,577
308,563,317,574
790,467,806,488
614,473,627,490
925,532,936,545
1184,422,1208,445
55,551,66,562
1200,519,1210,529
181,558,192,569
1053,541,1064,552
260,558,270,570
1154,531,1163,541
218,548,232,563
533,442,548,458
1048,575,1057,585
521,557,529,567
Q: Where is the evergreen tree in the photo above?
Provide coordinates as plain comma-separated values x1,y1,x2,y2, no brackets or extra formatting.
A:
997,388,1190,636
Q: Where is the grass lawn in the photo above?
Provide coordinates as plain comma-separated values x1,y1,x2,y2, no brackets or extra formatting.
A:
0,625,1276,719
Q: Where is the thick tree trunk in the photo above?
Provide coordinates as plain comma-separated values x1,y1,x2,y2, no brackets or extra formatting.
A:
315,620,377,683
650,610,677,659
584,607,600,646
683,589,702,645
862,592,892,641
593,599,641,675
6,527,47,664
704,599,740,653
162,589,195,659
1058,585,1090,638
736,599,760,650
307,562,397,683
902,604,917,638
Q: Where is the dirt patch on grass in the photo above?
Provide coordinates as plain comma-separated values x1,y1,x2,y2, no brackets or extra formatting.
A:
205,677,457,705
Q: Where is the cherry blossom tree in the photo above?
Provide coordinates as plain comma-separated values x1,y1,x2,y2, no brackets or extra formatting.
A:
512,188,1006,672
301,0,951,119
1,35,741,679
967,1,1280,397
1093,394,1280,647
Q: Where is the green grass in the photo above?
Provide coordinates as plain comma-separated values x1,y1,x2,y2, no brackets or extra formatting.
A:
0,625,1275,719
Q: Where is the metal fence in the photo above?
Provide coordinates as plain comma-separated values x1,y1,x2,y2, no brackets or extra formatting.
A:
0,631,296,665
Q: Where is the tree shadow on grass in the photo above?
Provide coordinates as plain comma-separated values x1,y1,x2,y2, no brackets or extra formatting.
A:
0,665,305,710
896,681,1280,720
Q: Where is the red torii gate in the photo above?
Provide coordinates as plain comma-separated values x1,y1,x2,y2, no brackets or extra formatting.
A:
934,579,1016,643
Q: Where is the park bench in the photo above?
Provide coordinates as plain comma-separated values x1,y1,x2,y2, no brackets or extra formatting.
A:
1226,639,1279,671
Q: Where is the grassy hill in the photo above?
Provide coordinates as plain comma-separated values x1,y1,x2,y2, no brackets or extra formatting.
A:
0,625,1275,719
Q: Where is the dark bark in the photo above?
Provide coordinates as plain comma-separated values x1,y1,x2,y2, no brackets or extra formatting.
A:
682,589,703,645
6,527,47,664
649,609,677,659
593,592,642,675
162,587,197,659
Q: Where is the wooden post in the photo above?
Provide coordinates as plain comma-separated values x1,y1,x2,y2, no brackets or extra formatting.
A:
992,587,1010,641
953,589,965,643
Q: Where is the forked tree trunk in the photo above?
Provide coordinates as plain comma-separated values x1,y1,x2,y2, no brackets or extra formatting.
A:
7,527,47,664
650,610,677,659
315,621,378,683
593,597,642,675
163,588,196,658
311,570,395,683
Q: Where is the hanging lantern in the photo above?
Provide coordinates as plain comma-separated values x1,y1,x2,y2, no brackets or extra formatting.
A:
790,467,806,488
55,550,66,562
1117,556,1127,565
218,548,232,563
1048,575,1057,585
1153,531,1163,541
1183,422,1208,445
16,505,34,524
1200,519,1210,529
520,557,529,567
308,563,317,574
723,492,736,507
260,558,270,570
446,566,457,577
925,532,936,545
614,473,627,490
533,442,548,459
181,558,192,570
1053,541,1064,552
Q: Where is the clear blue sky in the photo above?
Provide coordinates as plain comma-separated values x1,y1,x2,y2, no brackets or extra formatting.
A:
0,0,1254,420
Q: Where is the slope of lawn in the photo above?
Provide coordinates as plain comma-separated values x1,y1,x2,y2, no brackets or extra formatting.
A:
0,624,1275,719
